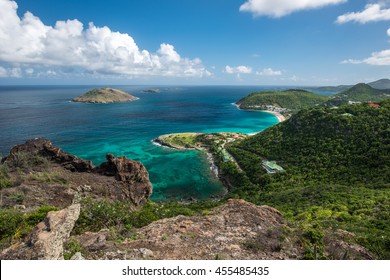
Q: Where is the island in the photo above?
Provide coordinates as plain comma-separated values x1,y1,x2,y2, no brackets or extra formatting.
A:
142,88,160,93
72,88,139,104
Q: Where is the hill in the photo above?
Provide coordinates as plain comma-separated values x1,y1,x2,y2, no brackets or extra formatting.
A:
368,78,390,90
325,83,388,107
72,88,138,103
226,100,390,258
236,89,328,117
307,79,390,93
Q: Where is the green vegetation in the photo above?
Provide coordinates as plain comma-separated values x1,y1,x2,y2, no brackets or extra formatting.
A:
0,164,12,189
325,83,388,107
72,88,138,103
4,152,50,172
157,133,201,149
236,89,328,113
225,100,390,258
28,171,68,185
0,206,59,248
74,198,221,236
63,239,83,260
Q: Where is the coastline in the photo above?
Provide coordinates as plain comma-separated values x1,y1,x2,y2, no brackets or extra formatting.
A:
262,110,286,123
232,103,286,123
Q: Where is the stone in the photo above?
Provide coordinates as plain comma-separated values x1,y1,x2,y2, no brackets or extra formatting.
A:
0,204,81,260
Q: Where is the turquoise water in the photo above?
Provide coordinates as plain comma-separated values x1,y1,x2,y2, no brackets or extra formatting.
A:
0,85,279,201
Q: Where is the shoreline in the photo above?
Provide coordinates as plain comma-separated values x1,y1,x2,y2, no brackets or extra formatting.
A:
231,103,286,123
262,110,286,123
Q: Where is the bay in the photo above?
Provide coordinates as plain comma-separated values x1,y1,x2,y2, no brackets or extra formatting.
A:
0,85,280,201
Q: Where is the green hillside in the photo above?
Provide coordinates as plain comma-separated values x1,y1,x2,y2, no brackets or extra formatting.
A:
226,100,390,258
236,89,328,114
325,83,388,107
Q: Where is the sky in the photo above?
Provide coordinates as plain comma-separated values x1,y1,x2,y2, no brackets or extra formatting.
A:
0,0,390,86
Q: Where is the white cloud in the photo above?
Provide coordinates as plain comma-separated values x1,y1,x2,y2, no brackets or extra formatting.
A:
336,3,390,24
239,0,346,18
342,49,390,65
256,68,282,76
0,65,22,78
0,66,8,77
341,29,390,65
0,0,210,78
224,65,252,74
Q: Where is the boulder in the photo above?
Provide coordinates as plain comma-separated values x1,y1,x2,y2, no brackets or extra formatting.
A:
0,204,80,260
97,154,152,205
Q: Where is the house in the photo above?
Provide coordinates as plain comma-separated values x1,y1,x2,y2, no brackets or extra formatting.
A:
261,160,284,174
368,103,380,108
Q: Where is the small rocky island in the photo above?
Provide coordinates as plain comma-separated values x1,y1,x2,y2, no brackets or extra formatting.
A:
72,88,139,104
142,88,160,93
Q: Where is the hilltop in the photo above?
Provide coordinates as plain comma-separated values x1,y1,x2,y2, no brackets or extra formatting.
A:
368,78,390,90
307,78,390,93
236,89,328,118
73,88,138,104
325,83,389,107
226,99,390,259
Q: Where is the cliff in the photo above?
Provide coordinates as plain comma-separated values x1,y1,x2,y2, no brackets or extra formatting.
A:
1,139,152,208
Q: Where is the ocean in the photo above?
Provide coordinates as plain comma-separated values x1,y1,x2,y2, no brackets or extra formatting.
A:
0,85,280,201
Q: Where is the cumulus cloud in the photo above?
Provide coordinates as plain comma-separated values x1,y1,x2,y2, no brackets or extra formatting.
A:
224,65,253,74
239,0,346,18
256,68,282,76
0,0,210,78
341,29,390,65
342,50,390,65
336,3,390,24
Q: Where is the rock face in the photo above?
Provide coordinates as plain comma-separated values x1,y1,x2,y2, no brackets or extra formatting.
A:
76,199,304,260
4,138,94,172
72,88,138,104
0,204,80,260
2,139,152,206
97,154,152,205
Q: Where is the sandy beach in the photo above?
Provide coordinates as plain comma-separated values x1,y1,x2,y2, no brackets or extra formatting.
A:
263,110,286,123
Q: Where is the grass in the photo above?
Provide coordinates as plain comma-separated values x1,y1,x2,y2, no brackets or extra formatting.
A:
0,205,58,248
28,172,68,185
160,133,200,149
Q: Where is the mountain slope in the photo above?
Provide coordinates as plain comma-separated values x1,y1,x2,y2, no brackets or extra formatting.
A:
236,89,328,115
325,83,388,107
368,78,390,90
227,100,390,258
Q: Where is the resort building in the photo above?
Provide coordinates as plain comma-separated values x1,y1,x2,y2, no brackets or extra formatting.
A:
261,160,285,174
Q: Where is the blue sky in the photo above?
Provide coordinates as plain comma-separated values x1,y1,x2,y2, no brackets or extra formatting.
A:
0,0,389,85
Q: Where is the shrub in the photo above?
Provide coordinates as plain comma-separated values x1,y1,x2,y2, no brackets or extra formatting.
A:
25,206,59,225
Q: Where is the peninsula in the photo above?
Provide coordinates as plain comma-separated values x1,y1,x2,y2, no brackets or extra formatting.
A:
72,88,139,104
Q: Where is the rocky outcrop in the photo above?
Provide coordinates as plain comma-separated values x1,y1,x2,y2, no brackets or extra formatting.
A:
4,138,94,172
97,154,152,205
76,199,304,260
2,139,152,206
0,204,80,260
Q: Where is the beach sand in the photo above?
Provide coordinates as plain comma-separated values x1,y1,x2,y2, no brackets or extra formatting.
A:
263,110,286,123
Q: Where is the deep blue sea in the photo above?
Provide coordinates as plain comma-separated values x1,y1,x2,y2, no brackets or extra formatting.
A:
0,85,281,201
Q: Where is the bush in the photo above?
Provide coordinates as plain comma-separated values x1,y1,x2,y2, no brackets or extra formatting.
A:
25,206,59,225
0,209,24,239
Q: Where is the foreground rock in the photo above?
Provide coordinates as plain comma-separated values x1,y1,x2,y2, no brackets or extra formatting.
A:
0,204,80,260
76,199,303,260
1,139,152,207
73,88,139,104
